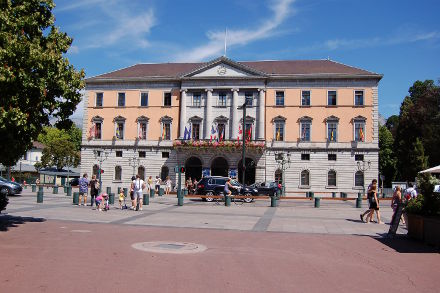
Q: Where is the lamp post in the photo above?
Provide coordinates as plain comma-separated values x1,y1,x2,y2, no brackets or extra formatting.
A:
93,149,110,193
357,160,371,198
238,103,247,185
275,152,291,196
128,152,140,177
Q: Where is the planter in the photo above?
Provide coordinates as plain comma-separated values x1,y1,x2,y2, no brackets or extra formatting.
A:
407,213,424,241
423,217,440,247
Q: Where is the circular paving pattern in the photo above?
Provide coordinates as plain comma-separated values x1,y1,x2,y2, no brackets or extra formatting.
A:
132,241,207,254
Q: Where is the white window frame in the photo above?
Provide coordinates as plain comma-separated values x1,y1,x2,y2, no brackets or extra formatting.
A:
327,169,337,187
299,120,312,142
245,92,253,106
218,92,227,107
300,169,310,187
275,91,285,106
161,121,172,140
354,89,365,106
95,92,103,107
192,92,202,107
117,92,125,107
327,90,337,106
301,90,311,106
326,120,338,142
191,122,201,140
355,171,364,188
114,120,125,140
163,92,172,107
94,121,102,140
140,91,149,107
114,165,122,181
137,121,148,140
273,120,285,141
353,119,366,142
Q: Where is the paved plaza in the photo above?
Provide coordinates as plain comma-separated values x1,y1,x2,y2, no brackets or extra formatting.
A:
1,188,439,293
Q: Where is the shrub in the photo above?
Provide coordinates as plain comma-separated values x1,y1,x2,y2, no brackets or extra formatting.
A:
407,173,440,216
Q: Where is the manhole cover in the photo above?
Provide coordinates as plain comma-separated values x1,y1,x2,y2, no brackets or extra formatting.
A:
132,241,207,254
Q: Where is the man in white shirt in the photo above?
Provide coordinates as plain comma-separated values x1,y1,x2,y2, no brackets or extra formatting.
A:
405,183,418,200
133,174,145,211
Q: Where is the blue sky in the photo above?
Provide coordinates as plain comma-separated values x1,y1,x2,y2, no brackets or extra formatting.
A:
58,0,440,123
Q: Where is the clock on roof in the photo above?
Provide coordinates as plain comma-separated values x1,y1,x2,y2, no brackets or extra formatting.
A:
217,65,227,75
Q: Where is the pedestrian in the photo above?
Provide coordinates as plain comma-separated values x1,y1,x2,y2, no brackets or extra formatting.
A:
133,174,146,211
360,179,377,222
224,178,237,196
186,177,193,194
89,175,99,209
155,176,161,193
193,178,198,194
366,184,383,224
118,190,125,210
11,177,15,182
147,176,153,193
129,176,136,209
391,186,405,224
404,183,417,200
165,176,172,195
78,173,89,206
36,178,40,185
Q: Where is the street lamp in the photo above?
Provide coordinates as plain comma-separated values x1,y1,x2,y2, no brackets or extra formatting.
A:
275,152,291,196
128,152,140,177
357,160,371,198
238,102,247,185
93,149,110,192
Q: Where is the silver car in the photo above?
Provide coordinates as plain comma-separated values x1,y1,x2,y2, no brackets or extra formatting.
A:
0,177,23,196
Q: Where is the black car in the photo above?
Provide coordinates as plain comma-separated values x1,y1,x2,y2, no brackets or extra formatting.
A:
251,181,280,197
69,178,79,186
196,176,258,203
0,177,23,196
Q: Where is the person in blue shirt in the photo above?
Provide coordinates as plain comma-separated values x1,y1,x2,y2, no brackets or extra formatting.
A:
78,173,89,206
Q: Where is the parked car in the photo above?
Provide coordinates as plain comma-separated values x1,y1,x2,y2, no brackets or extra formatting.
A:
0,177,23,196
69,178,79,186
251,181,280,197
196,176,258,203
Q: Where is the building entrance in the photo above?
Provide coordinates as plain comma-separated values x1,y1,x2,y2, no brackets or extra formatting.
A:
237,157,256,185
211,157,229,177
185,157,202,181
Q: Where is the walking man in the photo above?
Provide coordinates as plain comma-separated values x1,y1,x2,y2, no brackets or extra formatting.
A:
360,179,377,222
78,173,89,206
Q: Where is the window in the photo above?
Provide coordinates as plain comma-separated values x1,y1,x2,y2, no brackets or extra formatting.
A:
354,120,366,142
301,153,310,161
193,92,201,107
160,166,169,181
96,92,103,107
274,121,284,141
118,93,125,107
301,90,310,106
162,152,169,158
245,92,253,106
116,151,122,157
328,154,337,161
162,122,171,140
328,170,337,187
275,91,284,106
114,166,122,181
140,92,148,107
245,123,253,141
217,123,226,141
300,120,311,142
301,170,310,186
327,121,338,142
164,92,172,106
94,122,102,139
115,122,124,139
355,154,364,161
139,151,146,158
355,171,364,187
138,166,145,180
355,90,364,106
218,92,227,107
327,91,337,106
138,122,147,140
192,123,200,140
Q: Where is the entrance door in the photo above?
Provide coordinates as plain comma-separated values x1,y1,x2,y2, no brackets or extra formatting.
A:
185,157,202,181
211,157,229,177
237,157,256,185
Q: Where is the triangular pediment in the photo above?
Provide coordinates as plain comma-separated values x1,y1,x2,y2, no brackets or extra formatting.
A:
182,56,266,78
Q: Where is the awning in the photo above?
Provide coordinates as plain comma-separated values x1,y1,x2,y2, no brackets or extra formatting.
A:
419,165,440,174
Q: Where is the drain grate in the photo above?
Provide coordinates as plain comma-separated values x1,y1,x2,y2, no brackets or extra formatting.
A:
132,241,207,254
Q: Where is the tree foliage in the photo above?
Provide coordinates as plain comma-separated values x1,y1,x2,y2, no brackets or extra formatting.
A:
394,80,440,181
379,125,396,186
385,115,399,138
38,125,82,152
40,139,80,170
0,0,85,166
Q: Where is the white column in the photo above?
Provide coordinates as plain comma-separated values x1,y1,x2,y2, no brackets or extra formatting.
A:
257,89,266,140
204,89,213,139
231,88,239,139
179,90,187,139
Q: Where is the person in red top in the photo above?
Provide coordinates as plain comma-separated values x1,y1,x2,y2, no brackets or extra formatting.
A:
11,177,15,182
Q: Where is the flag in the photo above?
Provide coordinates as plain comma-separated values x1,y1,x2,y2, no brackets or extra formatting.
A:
162,124,166,139
184,126,191,140
359,128,364,142
302,127,306,141
238,124,242,140
116,126,121,139
330,130,334,141
138,125,143,139
210,125,217,141
89,123,95,138
246,125,252,142
219,126,224,142
276,129,280,141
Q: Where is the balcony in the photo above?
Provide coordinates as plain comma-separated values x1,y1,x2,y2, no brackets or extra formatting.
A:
173,139,266,153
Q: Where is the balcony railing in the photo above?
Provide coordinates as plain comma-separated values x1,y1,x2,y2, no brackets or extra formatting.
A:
173,139,266,153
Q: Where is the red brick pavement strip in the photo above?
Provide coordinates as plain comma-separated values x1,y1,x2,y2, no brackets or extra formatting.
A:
0,218,439,293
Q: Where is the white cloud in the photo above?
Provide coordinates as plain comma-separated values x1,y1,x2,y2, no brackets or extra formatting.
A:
55,0,108,13
68,45,79,54
174,0,296,62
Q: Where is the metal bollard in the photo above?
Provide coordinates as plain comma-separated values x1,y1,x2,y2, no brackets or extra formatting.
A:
38,185,44,193
123,188,128,198
314,197,321,208
159,188,164,197
73,192,79,205
37,191,43,203
143,194,149,205
32,185,36,192
106,187,111,195
177,195,183,206
109,193,115,205
67,186,72,196
64,186,67,193
356,193,362,208
53,186,58,194
150,188,155,198
224,194,231,206
117,187,121,195
332,192,336,198
309,192,314,199
270,196,278,207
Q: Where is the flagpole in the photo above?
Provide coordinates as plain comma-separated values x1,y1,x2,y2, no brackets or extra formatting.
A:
240,103,246,185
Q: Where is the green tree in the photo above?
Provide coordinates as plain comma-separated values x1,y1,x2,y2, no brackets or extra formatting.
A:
40,139,80,171
385,115,399,139
0,0,85,167
38,125,82,152
379,125,396,187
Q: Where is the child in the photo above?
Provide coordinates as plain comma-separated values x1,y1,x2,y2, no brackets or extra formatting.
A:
95,193,108,211
119,190,125,210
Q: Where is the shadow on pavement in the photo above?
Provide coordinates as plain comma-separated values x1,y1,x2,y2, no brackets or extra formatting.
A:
374,234,439,253
0,214,46,232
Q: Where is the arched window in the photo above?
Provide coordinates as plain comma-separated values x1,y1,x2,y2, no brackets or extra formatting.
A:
300,170,310,186
160,166,169,181
138,166,145,180
92,165,100,177
328,170,337,187
115,166,122,181
275,169,283,186
355,171,364,187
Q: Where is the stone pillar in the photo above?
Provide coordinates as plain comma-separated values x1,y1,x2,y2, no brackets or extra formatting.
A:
179,90,187,139
257,89,266,140
204,89,213,139
231,88,239,139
